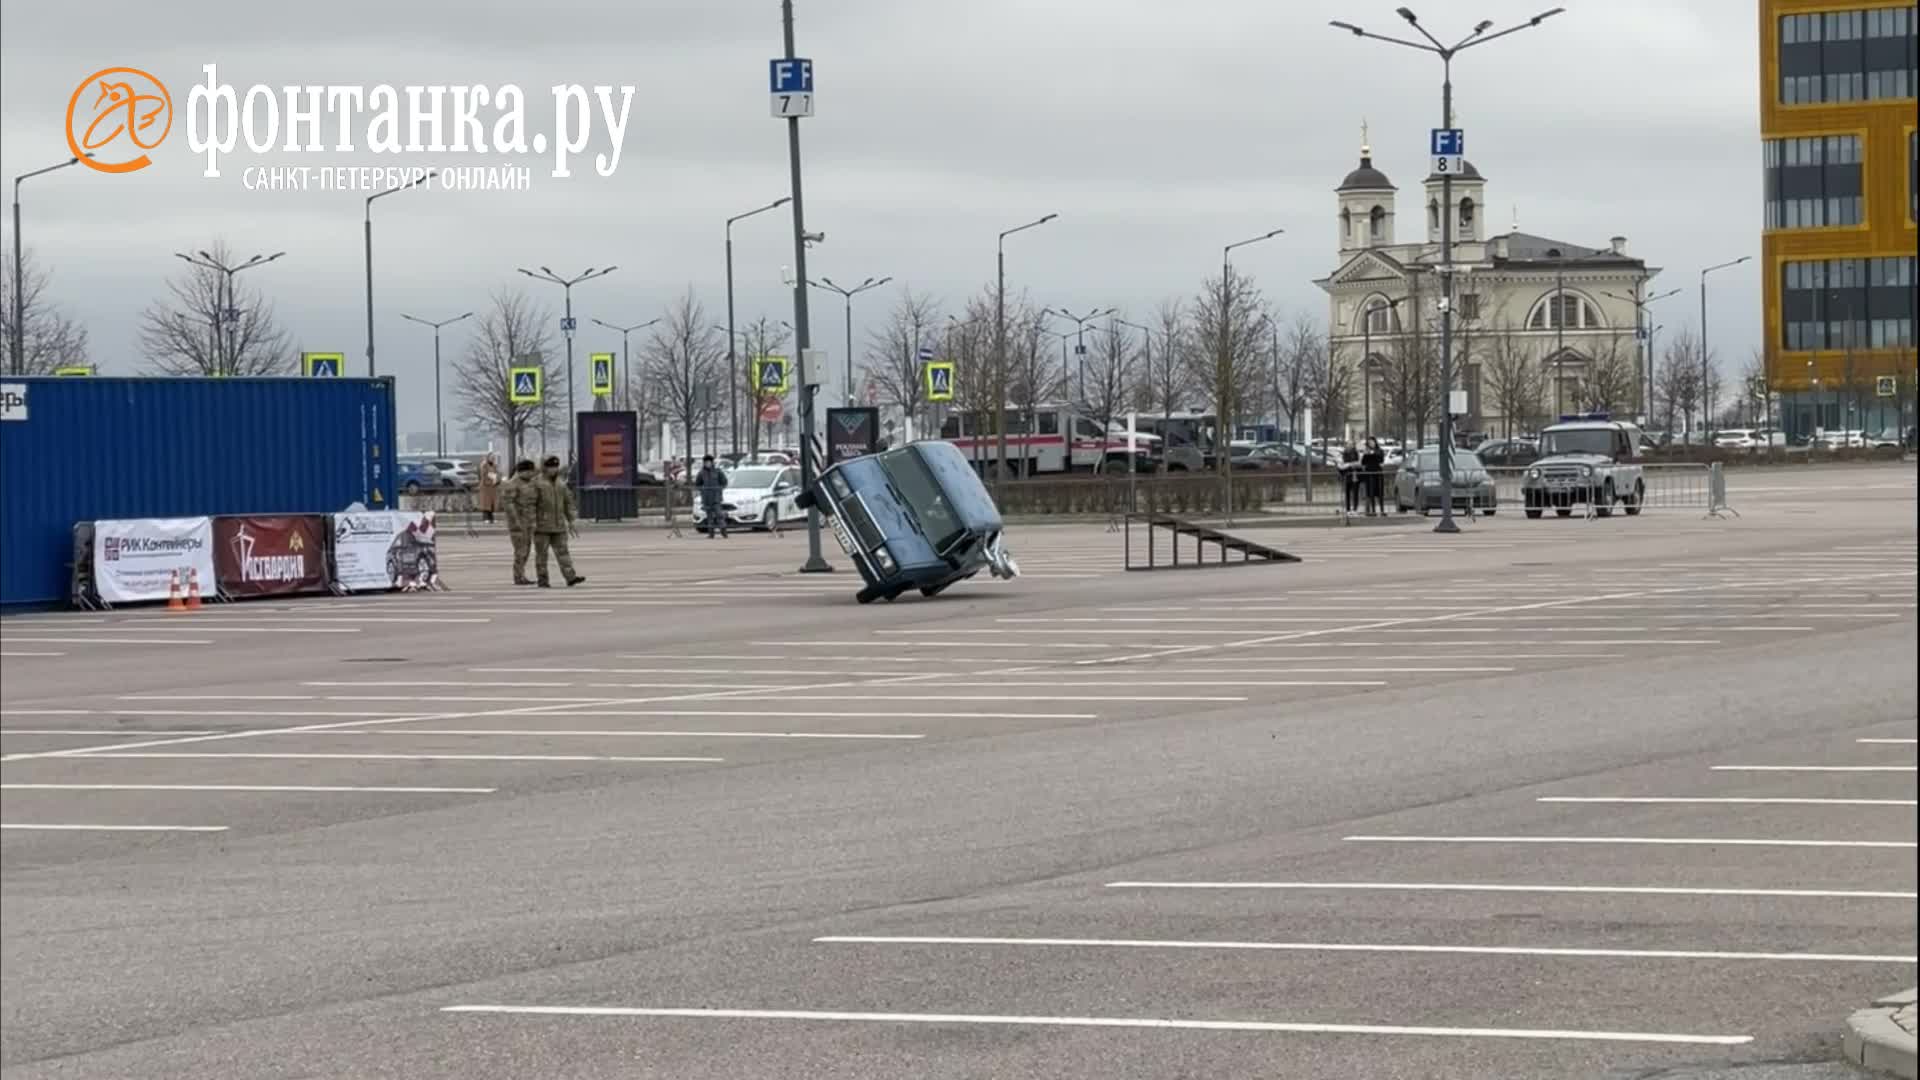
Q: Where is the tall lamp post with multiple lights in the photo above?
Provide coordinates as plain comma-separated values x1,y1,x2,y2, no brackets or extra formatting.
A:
1330,4,1564,533
400,311,473,456
174,249,286,376
1603,284,1682,427
1044,306,1116,405
726,197,790,452
592,316,662,420
810,275,892,406
517,265,616,458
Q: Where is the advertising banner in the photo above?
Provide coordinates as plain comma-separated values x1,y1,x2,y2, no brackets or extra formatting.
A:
330,510,441,592
826,407,880,466
213,515,329,598
92,517,216,605
575,410,637,487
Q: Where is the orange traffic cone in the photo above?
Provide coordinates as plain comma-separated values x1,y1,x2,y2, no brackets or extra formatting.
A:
185,568,203,610
166,570,185,611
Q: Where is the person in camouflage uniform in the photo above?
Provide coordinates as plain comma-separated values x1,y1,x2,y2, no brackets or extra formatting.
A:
502,459,539,585
531,455,586,588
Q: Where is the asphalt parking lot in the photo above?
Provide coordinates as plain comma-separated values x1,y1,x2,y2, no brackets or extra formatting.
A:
2,463,1914,1079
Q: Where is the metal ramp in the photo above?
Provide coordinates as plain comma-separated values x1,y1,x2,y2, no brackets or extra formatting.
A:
1123,514,1301,571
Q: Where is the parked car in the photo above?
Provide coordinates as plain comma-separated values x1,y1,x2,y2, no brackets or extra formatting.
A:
1394,446,1498,515
696,466,807,533
396,461,455,496
1521,415,1646,518
1713,429,1766,451
1476,438,1540,468
1815,429,1866,449
428,458,479,488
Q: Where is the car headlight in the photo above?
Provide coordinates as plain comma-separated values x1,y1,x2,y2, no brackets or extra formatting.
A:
872,545,896,573
1580,465,1594,476
1526,468,1540,479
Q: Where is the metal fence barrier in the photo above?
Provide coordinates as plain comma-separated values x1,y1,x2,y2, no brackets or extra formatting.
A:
1482,463,1720,521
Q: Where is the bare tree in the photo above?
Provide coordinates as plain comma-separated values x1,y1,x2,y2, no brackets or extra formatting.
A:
1279,312,1325,438
1655,327,1705,438
1188,266,1269,469
1481,318,1543,441
1138,298,1191,419
1738,349,1769,426
1314,339,1357,437
1007,305,1064,476
1575,332,1639,415
451,288,561,462
863,286,942,440
738,316,792,455
138,241,292,376
642,290,724,473
1081,315,1137,462
0,247,89,374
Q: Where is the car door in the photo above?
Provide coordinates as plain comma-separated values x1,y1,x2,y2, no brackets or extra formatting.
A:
777,468,802,520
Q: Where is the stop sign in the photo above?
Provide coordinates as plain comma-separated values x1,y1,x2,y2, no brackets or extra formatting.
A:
759,400,783,423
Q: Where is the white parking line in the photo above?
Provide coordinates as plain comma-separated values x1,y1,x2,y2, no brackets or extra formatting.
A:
525,709,1095,720
768,640,1112,650
30,627,361,635
1102,881,1918,899
813,935,1916,965
302,729,924,741
725,693,1247,703
2,783,497,794
437,1004,1752,1046
0,637,214,645
1710,765,1916,773
1539,797,1917,807
1344,835,1915,849
1858,738,1919,744
0,651,66,657
1,823,228,832
73,752,722,763
1,730,219,737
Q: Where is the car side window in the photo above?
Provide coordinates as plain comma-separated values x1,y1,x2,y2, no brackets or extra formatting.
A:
780,469,799,488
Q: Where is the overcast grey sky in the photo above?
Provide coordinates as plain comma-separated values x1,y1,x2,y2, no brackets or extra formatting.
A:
1,0,1760,438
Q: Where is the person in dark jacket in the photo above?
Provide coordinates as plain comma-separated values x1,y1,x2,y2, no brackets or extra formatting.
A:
1360,438,1387,517
1338,443,1362,514
694,454,730,538
531,455,585,587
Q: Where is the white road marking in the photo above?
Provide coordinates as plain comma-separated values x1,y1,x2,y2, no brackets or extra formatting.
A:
768,639,1112,650
0,637,214,645
437,1005,1752,1046
31,626,361,634
1,823,228,832
75,752,722,763
520,709,1095,720
299,681,577,689
2,783,497,794
119,695,317,702
814,935,1916,965
1539,796,1917,807
0,651,66,657
0,710,104,716
726,693,1247,703
1345,835,1915,849
1,730,218,737
1710,765,1916,773
305,728,924,740
1102,881,1918,899
1858,738,1919,744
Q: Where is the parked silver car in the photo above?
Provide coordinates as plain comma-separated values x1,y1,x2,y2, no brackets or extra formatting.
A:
1394,446,1497,515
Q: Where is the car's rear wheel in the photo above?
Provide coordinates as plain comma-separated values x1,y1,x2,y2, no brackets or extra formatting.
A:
1595,482,1615,518
1624,480,1644,516
761,506,778,532
404,481,422,496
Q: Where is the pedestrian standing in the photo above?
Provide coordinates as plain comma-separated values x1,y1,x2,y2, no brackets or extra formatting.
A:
503,459,538,585
1340,443,1362,515
532,455,585,587
695,454,730,539
1361,438,1387,517
475,454,502,524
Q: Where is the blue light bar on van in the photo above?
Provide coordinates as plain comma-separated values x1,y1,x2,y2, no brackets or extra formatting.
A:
1558,412,1610,422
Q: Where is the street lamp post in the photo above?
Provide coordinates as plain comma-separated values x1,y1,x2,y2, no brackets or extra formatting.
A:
1700,255,1752,435
592,316,662,421
11,155,86,376
1330,4,1564,534
364,170,436,378
174,250,286,376
1221,230,1283,520
811,276,892,406
1603,284,1680,428
400,311,474,456
517,265,617,458
778,0,834,573
995,214,1058,499
726,197,791,453
1043,306,1116,406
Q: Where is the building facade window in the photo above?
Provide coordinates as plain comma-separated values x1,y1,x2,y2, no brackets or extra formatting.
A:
1362,296,1400,333
1459,197,1476,231
1778,6,1918,104
1459,292,1481,321
1528,292,1604,330
1911,130,1917,221
1369,205,1386,242
1763,134,1865,228
1781,256,1917,349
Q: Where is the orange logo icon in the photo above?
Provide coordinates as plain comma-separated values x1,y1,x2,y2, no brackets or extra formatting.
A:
66,67,172,173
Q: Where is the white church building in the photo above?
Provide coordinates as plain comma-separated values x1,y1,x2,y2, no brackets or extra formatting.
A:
1315,136,1659,442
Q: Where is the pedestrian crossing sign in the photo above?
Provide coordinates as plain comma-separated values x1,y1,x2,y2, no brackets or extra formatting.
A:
753,355,790,395
925,360,955,402
509,366,543,404
590,353,614,397
302,352,344,378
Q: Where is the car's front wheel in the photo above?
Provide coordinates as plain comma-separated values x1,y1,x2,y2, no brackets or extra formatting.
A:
761,506,778,532
1595,481,1616,518
1623,480,1644,516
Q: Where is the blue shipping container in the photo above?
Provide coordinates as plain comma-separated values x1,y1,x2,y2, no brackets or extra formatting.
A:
0,377,395,607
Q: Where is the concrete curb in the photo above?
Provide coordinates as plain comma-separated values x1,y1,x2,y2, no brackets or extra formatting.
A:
1844,988,1917,1078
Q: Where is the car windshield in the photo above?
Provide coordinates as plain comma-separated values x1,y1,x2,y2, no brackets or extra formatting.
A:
1541,429,1617,457
729,467,782,488
1413,448,1480,471
877,450,964,551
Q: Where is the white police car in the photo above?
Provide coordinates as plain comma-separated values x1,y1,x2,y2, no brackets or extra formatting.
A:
702,465,807,532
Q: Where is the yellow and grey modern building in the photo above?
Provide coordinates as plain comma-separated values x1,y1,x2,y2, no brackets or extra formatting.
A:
1761,0,1917,438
